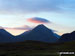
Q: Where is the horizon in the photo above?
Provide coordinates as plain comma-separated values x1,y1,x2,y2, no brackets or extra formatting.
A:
0,0,75,35
0,24,74,36
0,24,61,36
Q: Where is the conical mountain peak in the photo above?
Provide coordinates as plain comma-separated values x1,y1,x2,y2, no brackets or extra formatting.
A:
35,24,48,29
15,24,59,43
32,24,52,31
36,24,46,27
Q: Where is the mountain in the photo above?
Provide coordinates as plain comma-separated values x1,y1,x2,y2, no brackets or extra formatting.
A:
0,29,15,43
59,31,75,42
18,24,59,43
0,24,60,43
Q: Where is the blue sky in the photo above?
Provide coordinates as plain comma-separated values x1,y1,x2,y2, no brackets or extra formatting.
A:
0,0,75,35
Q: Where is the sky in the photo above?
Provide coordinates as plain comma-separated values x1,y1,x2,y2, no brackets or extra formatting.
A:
0,0,75,35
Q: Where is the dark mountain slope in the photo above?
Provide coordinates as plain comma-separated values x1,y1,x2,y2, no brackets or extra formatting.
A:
0,29,17,43
59,31,75,42
18,24,59,43
0,29,14,42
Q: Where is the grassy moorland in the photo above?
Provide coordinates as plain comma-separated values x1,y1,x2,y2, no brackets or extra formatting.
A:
0,40,75,56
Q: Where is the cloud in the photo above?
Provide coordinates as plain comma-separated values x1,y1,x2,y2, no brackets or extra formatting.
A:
4,25,32,30
0,0,66,14
27,17,50,24
0,0,75,14
0,26,3,29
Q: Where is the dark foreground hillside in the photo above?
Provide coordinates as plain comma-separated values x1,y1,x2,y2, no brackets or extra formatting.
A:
0,40,75,56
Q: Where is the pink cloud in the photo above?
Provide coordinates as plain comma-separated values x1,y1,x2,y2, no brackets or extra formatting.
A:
27,17,50,24
4,25,32,31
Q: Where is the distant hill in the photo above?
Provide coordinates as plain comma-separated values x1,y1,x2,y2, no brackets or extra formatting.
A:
18,24,59,43
0,28,23,43
59,31,75,42
0,29,15,43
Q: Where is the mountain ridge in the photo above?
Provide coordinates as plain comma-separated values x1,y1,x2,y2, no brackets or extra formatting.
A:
0,29,14,43
59,31,75,42
18,24,59,43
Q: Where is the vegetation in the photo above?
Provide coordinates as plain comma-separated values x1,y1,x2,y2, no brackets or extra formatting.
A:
0,40,75,56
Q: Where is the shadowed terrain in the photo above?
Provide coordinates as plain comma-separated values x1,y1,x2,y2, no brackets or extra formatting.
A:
0,25,75,56
0,40,75,56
